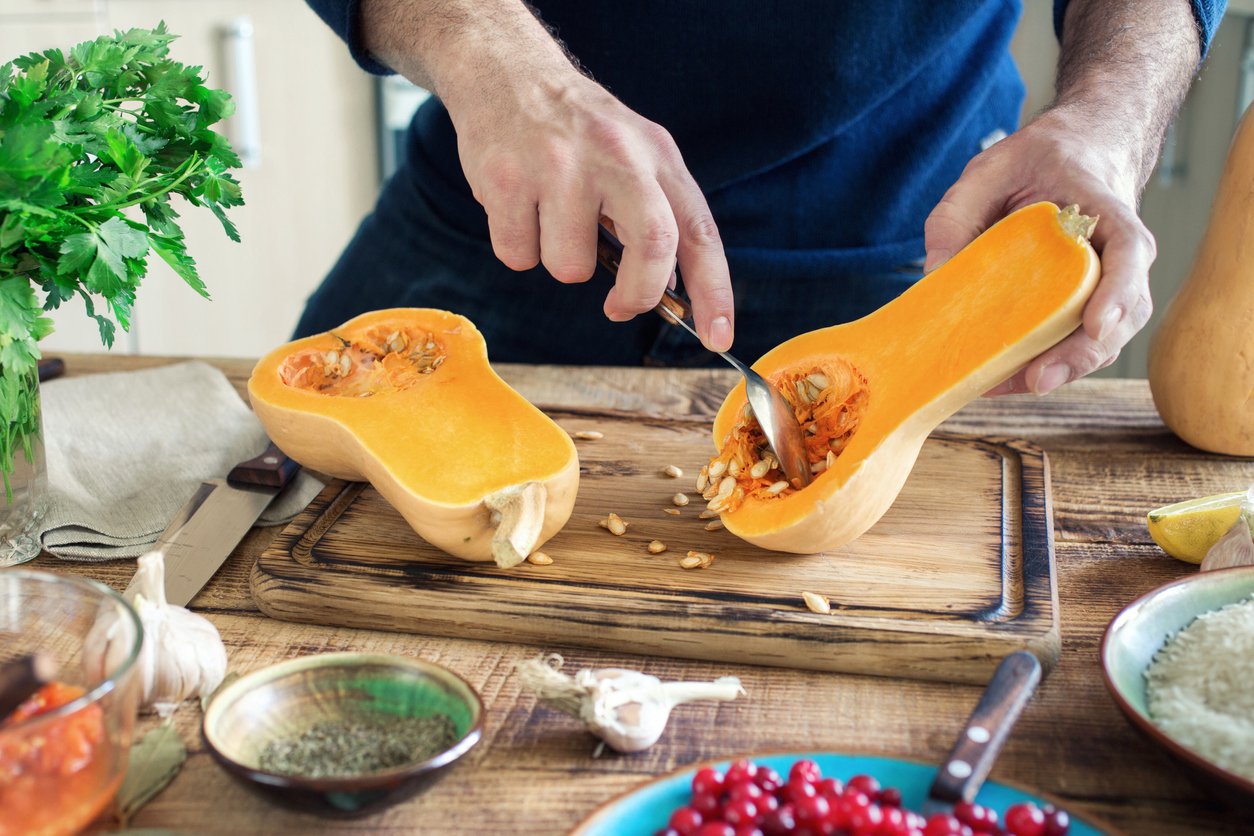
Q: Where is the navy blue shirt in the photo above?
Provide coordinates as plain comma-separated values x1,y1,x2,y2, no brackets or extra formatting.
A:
297,1,1223,363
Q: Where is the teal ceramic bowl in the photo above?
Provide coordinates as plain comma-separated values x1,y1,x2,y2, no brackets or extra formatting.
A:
1101,565,1254,809
202,652,483,816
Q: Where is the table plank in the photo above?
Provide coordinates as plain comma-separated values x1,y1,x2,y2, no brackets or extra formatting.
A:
29,353,1254,835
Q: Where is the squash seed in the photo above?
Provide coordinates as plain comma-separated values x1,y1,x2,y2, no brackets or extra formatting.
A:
606,513,628,536
679,555,704,569
704,520,725,531
663,507,682,516
647,540,667,554
749,459,771,479
686,550,715,569
663,465,684,478
574,430,604,440
715,476,736,501
810,459,828,474
527,551,553,566
802,591,831,614
696,468,709,493
698,509,719,519
672,493,690,507
727,459,741,478
766,481,790,495
807,373,829,390
708,460,727,479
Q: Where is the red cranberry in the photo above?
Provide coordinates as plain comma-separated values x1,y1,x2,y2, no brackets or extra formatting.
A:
733,828,764,836
669,807,704,835
728,782,764,803
1041,805,1069,836
692,792,722,816
789,759,823,785
954,801,998,832
794,793,832,824
655,829,682,836
924,814,966,836
725,760,758,787
785,779,818,806
760,805,797,836
878,786,903,808
723,798,759,827
756,793,780,815
1004,803,1046,836
694,824,735,836
847,773,881,797
846,800,884,836
693,767,726,798
816,777,844,799
842,789,873,808
754,767,784,794
880,806,911,836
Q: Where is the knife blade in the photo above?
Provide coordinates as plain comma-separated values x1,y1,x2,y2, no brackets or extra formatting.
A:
922,650,1042,819
159,441,299,606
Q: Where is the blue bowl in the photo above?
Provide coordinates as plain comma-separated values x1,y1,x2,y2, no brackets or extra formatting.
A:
574,751,1108,834
1101,565,1254,810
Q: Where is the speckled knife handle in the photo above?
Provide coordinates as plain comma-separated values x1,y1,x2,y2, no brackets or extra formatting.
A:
227,442,299,490
927,651,1042,805
596,224,692,325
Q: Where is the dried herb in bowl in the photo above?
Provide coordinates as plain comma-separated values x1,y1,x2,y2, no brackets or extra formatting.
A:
258,714,458,779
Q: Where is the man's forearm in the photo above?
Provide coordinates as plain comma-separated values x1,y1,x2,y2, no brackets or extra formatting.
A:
1053,0,1200,196
359,0,576,113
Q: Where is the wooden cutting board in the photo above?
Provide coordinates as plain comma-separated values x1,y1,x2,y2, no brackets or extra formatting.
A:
252,410,1059,685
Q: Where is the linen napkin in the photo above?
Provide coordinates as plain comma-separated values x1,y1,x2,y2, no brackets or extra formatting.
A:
38,361,324,561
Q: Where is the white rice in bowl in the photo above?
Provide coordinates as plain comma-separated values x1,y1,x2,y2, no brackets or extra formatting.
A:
1145,593,1254,781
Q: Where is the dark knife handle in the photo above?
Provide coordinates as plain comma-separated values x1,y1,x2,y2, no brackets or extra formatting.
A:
927,651,1042,805
37,357,65,383
596,224,692,325
228,442,299,490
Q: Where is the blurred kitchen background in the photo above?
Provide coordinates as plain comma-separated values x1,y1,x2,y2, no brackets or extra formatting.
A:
5,0,1252,377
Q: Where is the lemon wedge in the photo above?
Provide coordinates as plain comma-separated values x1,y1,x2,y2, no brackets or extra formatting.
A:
1146,491,1249,564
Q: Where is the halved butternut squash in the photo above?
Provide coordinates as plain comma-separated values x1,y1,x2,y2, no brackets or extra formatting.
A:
705,202,1100,553
248,308,579,567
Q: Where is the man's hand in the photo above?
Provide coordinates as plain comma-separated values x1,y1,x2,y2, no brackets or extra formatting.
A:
923,0,1200,395
361,0,735,353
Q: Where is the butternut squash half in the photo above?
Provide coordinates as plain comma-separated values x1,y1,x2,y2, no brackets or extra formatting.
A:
705,202,1100,553
248,309,579,567
1148,104,1254,455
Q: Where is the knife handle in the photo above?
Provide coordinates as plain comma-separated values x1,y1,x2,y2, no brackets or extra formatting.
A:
228,442,299,490
37,357,66,383
596,224,693,325
927,651,1042,805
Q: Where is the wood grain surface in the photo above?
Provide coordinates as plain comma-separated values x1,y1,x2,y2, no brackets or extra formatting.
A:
25,354,1254,836
253,426,1059,685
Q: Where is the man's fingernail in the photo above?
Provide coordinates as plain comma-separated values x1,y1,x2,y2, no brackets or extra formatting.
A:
606,310,633,323
1098,307,1123,341
708,316,733,352
1032,363,1071,395
924,251,950,273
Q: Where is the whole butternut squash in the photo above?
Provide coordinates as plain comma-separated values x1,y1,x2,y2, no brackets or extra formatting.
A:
701,202,1100,553
249,309,579,567
1148,106,1254,455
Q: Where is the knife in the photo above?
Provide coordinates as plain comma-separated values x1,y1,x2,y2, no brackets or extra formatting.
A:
159,441,299,606
923,650,1042,818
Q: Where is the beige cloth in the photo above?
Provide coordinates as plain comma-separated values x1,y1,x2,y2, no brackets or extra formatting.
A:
39,361,324,561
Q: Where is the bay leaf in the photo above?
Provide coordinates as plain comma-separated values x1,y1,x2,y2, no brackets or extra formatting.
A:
117,721,188,827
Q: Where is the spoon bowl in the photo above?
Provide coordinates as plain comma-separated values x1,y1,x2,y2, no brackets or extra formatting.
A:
596,225,811,487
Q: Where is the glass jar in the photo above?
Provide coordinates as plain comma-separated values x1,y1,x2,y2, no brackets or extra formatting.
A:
0,363,47,566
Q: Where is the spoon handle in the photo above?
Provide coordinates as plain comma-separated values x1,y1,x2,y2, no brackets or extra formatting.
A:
595,225,700,337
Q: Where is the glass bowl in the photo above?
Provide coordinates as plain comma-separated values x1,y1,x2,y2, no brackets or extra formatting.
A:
0,570,143,836
201,652,483,816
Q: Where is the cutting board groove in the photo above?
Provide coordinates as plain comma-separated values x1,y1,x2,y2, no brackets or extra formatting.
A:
253,413,1059,685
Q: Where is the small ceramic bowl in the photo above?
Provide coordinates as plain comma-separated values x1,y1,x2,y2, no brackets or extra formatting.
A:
202,652,483,816
1101,565,1254,809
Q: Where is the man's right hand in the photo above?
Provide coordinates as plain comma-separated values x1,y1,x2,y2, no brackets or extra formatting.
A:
361,0,736,353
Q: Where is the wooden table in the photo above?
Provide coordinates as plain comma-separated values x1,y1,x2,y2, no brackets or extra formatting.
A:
32,353,1254,835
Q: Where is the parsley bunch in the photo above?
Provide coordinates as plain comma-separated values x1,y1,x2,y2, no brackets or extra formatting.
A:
0,23,243,376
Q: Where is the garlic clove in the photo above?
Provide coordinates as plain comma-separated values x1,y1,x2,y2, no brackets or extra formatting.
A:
85,551,229,716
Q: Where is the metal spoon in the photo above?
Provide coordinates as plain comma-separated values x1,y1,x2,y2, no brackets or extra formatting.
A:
595,226,811,488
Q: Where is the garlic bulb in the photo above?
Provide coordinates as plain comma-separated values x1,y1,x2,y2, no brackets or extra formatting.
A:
516,654,745,753
85,551,228,717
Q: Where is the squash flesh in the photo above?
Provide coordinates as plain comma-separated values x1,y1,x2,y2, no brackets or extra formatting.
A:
249,309,578,563
711,202,1100,552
